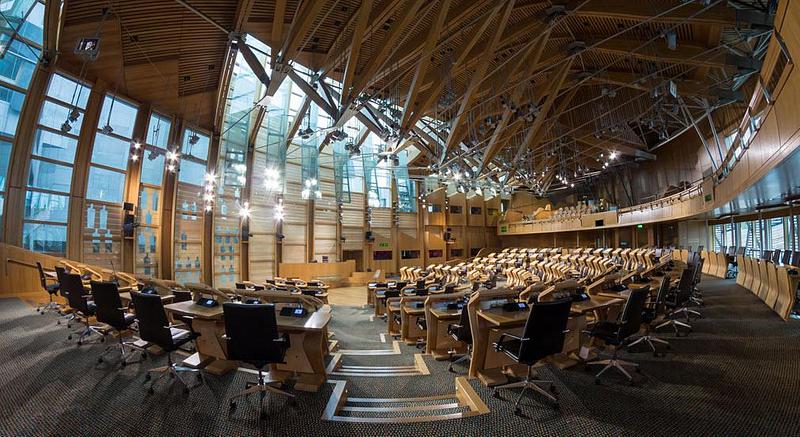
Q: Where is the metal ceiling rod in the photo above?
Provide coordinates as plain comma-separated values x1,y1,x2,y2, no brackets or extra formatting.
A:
174,0,230,34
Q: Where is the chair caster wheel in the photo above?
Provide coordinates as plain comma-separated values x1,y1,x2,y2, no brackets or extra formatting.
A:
628,380,636,387
169,373,175,379
260,411,268,420
635,367,641,374
229,401,237,410
77,341,83,346
183,386,190,394
120,361,126,368
666,345,672,350
552,402,561,410
550,385,557,394
147,387,154,395
57,320,61,325
100,337,105,343
289,399,298,408
144,374,151,381
142,352,148,360
584,365,591,372
513,408,522,416
594,378,601,385
448,367,456,373
492,390,500,399
97,357,103,363
67,335,72,340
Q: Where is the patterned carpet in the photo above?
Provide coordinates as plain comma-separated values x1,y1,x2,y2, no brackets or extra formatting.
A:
1,277,799,436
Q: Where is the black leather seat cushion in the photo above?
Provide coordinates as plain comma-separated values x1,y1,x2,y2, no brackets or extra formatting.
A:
592,321,623,345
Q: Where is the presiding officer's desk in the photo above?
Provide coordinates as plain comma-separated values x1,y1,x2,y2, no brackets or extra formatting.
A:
425,290,469,359
467,287,623,386
163,289,332,392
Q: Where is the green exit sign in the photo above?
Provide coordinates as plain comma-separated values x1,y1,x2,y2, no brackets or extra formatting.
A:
378,242,390,248
636,224,644,229
499,225,508,233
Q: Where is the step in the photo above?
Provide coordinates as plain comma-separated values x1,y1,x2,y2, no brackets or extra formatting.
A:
325,353,429,377
336,340,401,356
322,377,489,423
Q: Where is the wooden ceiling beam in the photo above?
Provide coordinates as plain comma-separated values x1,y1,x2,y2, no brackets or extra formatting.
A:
443,1,521,162
568,0,736,26
402,3,501,131
339,0,374,107
271,0,287,46
504,58,574,166
475,31,551,170
400,0,453,131
319,0,405,76
349,0,428,101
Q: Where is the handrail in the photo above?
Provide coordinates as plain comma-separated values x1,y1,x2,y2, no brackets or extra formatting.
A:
6,258,38,270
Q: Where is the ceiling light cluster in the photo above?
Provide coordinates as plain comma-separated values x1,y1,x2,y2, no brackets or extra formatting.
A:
202,172,216,212
264,166,281,191
302,178,321,199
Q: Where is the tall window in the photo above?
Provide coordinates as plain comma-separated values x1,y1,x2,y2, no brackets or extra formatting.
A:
23,73,89,254
174,128,209,284
2,0,43,241
83,94,138,268
135,112,171,276
768,217,785,251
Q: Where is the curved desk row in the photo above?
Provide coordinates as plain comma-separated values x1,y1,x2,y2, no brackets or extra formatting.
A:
735,255,798,319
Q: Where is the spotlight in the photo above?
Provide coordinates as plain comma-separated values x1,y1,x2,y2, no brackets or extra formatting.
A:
68,108,80,122
101,124,114,135
238,201,252,219
609,151,618,160
188,132,200,145
61,121,72,133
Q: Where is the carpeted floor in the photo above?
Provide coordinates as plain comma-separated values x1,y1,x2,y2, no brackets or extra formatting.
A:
1,277,799,436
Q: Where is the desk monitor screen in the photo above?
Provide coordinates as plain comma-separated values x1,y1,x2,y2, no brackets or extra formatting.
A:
293,308,305,316
196,297,217,307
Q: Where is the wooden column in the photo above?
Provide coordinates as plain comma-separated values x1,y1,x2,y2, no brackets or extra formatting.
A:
122,103,151,273
160,118,184,280
203,133,220,285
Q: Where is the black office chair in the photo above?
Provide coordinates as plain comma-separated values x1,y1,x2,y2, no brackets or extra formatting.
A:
492,298,572,414
447,299,472,373
763,250,773,261
627,277,671,356
61,271,106,344
585,286,649,385
35,262,61,314
772,249,782,265
132,292,202,394
655,267,695,335
224,303,295,421
782,250,792,266
91,281,145,366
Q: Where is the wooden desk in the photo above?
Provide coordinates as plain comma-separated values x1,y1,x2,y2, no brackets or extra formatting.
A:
386,299,402,336
163,300,331,392
400,296,427,345
469,295,623,386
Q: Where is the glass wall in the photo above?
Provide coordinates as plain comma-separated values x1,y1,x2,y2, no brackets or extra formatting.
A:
23,73,89,254
135,112,171,276
713,215,796,258
174,128,209,284
83,94,138,268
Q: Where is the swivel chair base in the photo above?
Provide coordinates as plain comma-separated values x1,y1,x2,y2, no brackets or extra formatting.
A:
69,321,107,345
492,365,558,415
99,336,147,367
229,369,296,422
36,299,62,314
628,334,670,356
144,352,202,394
585,349,640,385
655,318,692,335
447,345,471,373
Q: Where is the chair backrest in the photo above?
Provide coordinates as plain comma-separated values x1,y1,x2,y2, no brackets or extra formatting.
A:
763,250,773,261
653,276,670,315
772,249,782,265
675,267,694,303
223,303,283,367
36,262,48,289
618,286,650,338
60,272,89,313
131,291,174,348
91,281,127,329
781,250,792,266
517,298,572,364
792,251,800,267
454,298,472,344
